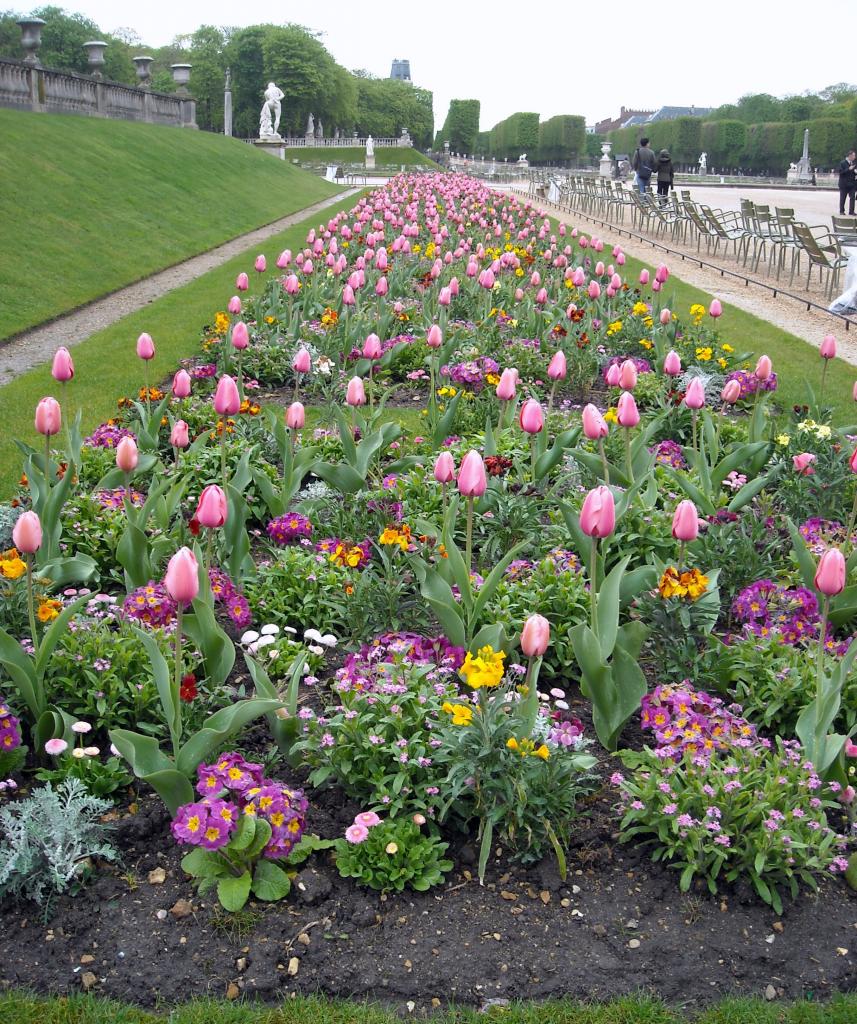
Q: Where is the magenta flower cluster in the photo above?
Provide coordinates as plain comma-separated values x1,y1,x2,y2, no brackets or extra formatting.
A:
123,581,176,628
724,368,778,397
602,355,652,384
208,567,252,629
173,753,307,857
340,632,466,694
650,439,687,470
84,422,136,449
799,517,849,555
266,512,313,546
640,682,757,763
0,700,22,753
732,579,821,647
441,356,500,391
95,488,145,510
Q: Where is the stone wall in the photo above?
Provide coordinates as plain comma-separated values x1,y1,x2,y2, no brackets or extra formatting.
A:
0,58,196,128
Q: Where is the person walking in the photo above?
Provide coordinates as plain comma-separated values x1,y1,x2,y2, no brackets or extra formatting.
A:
656,148,674,204
838,150,856,215
632,137,657,194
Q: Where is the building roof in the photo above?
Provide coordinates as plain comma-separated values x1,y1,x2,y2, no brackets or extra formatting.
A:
647,105,713,122
592,106,654,134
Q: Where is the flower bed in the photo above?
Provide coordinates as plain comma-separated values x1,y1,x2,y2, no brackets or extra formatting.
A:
0,173,855,1009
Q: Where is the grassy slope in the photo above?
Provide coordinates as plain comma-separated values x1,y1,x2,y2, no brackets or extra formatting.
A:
0,108,340,340
0,192,361,497
294,146,434,167
2,992,857,1024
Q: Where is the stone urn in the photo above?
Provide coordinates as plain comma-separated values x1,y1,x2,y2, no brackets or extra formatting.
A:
83,41,108,78
170,64,192,95
17,17,45,66
133,56,154,88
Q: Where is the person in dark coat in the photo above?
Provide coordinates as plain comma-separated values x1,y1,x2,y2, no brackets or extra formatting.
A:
631,137,657,194
838,150,856,215
656,148,674,203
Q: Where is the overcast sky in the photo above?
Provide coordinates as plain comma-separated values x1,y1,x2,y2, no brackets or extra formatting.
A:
41,0,856,130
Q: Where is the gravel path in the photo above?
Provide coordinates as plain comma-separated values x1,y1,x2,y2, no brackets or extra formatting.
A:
0,189,360,384
509,186,857,369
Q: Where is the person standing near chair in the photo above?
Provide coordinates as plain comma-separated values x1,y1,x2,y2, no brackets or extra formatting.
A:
656,148,674,204
632,137,657,194
838,150,856,215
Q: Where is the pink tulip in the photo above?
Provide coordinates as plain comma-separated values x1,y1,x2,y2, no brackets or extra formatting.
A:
587,281,601,299
520,614,550,657
639,269,650,285
286,402,305,430
236,272,249,291
844,739,857,758
656,264,669,283
136,332,155,361
535,287,548,305
571,268,586,287
684,378,706,409
820,334,837,360
51,347,74,382
433,451,455,484
254,255,266,273
663,350,682,376
659,309,671,325
850,445,857,474
519,399,544,434
284,274,300,295
853,380,857,402
616,391,640,428
276,250,291,269
346,377,366,407
426,324,443,349
342,285,356,307
619,359,638,390
582,403,609,439
293,348,312,374
579,485,615,538
652,279,662,293
12,510,42,553
363,333,382,360
841,785,856,804
171,369,191,399
721,380,741,404
450,277,460,296
303,259,314,275
164,547,200,606
170,420,189,448
375,276,388,297
755,354,772,381
116,436,138,473
231,321,250,351
672,500,699,542
709,299,722,318
605,363,621,388
196,484,228,529
514,287,525,302
496,368,518,401
438,286,452,306
814,547,846,597
213,375,240,415
34,397,61,436
792,452,816,476
457,450,487,497
227,296,242,314
548,350,567,381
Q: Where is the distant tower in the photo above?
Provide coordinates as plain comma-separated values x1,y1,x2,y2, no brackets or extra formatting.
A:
390,59,411,83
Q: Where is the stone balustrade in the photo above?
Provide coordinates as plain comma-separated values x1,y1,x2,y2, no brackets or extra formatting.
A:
282,136,411,148
0,58,196,128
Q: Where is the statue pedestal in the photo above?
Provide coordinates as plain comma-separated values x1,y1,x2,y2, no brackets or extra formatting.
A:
599,155,614,178
365,154,375,170
253,139,285,160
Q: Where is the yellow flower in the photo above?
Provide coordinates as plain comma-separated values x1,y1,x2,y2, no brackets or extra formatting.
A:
0,549,26,580
213,312,230,335
632,302,649,317
379,525,411,552
515,267,524,277
606,320,623,337
506,737,519,750
658,567,684,600
534,744,550,760
815,425,832,440
443,702,474,727
603,407,618,425
717,358,727,369
681,569,709,601
37,598,62,622
695,347,713,362
485,373,500,386
459,645,506,690
721,343,734,353
776,434,791,446
639,339,653,350
689,303,706,318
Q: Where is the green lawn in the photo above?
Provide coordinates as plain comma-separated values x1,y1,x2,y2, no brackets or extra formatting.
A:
0,192,362,498
2,992,856,1024
0,108,341,340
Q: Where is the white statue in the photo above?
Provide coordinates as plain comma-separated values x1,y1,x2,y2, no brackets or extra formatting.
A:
316,119,323,139
519,152,527,161
698,151,707,174
366,135,374,157
260,81,284,139
306,112,314,136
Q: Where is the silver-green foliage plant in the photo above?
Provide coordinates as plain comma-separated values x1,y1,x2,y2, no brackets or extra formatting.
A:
0,779,116,909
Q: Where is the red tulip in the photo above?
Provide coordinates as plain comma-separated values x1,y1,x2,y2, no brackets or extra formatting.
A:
814,547,846,597
672,500,699,541
457,450,487,497
12,510,42,554
164,547,200,605
520,614,550,657
196,484,228,528
136,333,155,361
51,347,74,382
579,485,615,538
34,397,61,436
213,375,240,415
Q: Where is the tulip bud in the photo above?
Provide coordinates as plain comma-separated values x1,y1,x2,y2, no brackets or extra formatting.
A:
286,402,305,430
814,547,846,597
164,547,200,605
587,281,601,299
346,376,366,407
639,269,650,285
792,452,816,476
659,309,671,326
684,377,706,409
254,254,266,273
721,379,741,404
284,274,300,295
709,299,722,318
433,451,455,484
276,249,291,269
496,368,518,401
136,332,155,361
579,485,615,538
457,450,487,497
116,436,138,473
231,321,249,351
426,324,443,349
521,614,550,657
582,403,609,439
619,359,638,390
363,334,382,360
293,348,312,374
755,354,772,381
196,484,228,529
548,350,567,381
236,272,249,291
519,398,544,434
672,500,699,542
820,334,837,360
663,350,682,376
213,374,241,415
12,510,42,554
51,347,74,382
656,264,669,283
34,397,61,437
850,445,857,474
438,286,452,306
172,369,191,399
170,420,189,448
227,296,242,314
616,391,640,428
605,363,621,388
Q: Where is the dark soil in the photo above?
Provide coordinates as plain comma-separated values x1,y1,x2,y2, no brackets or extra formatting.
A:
1,732,855,1012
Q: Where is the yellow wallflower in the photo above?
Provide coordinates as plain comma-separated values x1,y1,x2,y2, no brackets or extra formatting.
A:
0,549,26,580
603,407,618,424
695,347,713,362
379,525,411,552
639,339,653,350
506,736,550,759
443,702,474,727
606,320,623,337
515,267,524,277
658,567,709,601
776,434,791,446
213,311,230,335
37,598,62,622
717,358,727,369
632,301,649,316
721,344,734,353
459,645,506,690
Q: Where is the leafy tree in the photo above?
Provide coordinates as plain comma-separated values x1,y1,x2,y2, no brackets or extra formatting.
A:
438,99,480,154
